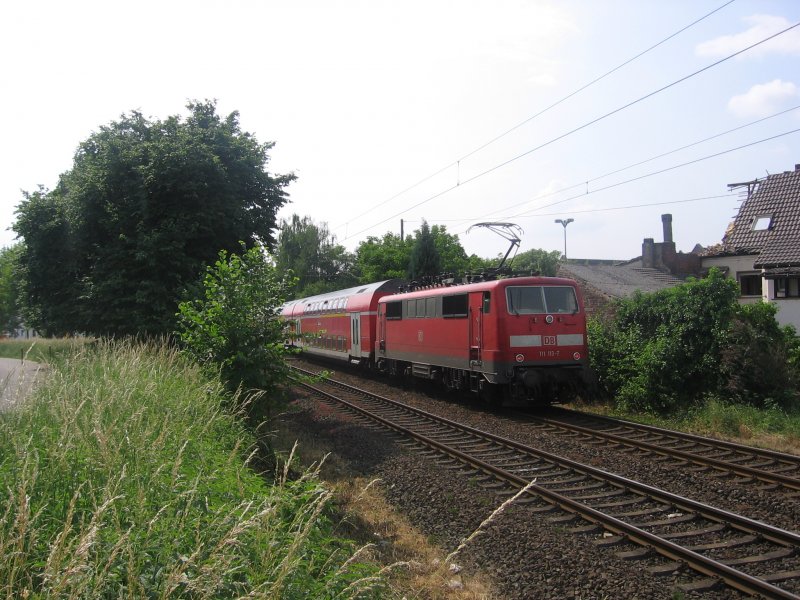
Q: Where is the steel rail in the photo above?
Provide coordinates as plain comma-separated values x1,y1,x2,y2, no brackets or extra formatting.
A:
291,370,800,598
549,408,800,465
525,414,800,492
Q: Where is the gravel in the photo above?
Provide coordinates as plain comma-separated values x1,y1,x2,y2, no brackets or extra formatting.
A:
278,360,800,599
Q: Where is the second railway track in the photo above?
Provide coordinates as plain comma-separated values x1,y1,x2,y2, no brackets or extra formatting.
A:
290,365,800,599
518,408,800,494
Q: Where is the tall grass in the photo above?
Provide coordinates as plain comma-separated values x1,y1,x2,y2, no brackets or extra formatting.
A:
0,340,384,598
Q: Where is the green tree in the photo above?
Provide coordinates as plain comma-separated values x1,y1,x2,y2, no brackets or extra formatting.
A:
176,244,294,393
0,244,22,334
430,224,469,274
14,101,294,336
13,189,83,336
275,214,357,298
512,248,561,276
354,232,412,283
408,220,442,280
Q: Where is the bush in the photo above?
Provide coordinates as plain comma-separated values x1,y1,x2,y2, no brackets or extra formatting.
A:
720,302,799,410
176,244,295,394
588,270,738,413
587,269,799,414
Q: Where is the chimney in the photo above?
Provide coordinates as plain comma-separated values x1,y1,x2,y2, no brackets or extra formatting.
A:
795,163,800,172
642,238,655,268
661,213,673,243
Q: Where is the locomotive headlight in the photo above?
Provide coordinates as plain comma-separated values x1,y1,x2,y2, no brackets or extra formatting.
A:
545,314,554,324
515,353,525,363
573,352,581,360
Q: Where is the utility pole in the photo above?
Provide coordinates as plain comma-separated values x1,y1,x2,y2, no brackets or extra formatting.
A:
400,219,404,240
554,218,574,259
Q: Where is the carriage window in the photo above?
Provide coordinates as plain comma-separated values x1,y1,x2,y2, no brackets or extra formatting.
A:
385,301,402,320
482,292,491,314
442,294,468,318
426,297,436,318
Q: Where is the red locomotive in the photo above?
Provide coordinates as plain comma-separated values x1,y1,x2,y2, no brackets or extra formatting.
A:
282,275,591,405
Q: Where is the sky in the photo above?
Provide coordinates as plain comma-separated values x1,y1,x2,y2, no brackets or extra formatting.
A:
2,0,800,262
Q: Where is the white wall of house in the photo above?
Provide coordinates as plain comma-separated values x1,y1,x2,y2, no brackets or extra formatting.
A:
764,279,800,331
702,254,800,330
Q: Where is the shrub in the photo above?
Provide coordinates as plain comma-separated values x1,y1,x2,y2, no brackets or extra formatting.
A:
586,269,800,413
720,302,799,410
588,269,739,413
176,244,296,394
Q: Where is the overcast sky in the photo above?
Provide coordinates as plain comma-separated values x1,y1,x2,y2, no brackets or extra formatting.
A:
2,0,799,261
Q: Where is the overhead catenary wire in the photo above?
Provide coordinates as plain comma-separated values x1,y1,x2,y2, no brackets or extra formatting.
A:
449,104,800,226
436,126,800,232
330,0,737,236
341,19,800,243
502,127,800,221
425,194,735,223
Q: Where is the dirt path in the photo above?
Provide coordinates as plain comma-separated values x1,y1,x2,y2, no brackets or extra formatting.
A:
0,358,47,412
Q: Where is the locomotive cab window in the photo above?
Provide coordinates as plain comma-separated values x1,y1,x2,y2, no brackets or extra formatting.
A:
507,286,578,314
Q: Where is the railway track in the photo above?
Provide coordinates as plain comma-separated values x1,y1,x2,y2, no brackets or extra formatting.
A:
520,408,800,495
290,366,800,599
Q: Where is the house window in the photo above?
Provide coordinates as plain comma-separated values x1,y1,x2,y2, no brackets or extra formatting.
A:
752,216,772,231
774,278,800,299
739,273,762,296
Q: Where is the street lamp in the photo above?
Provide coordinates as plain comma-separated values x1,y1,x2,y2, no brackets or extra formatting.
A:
554,218,574,259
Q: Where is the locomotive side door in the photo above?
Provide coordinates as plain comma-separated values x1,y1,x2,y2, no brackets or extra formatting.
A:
468,292,483,366
350,312,361,358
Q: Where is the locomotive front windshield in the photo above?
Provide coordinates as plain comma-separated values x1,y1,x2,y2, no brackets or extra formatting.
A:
506,286,578,315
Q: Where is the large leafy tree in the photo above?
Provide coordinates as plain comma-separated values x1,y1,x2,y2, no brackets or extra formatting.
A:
14,101,294,336
512,248,561,276
0,244,22,334
430,224,469,274
13,189,83,336
408,220,442,280
355,232,413,283
275,214,356,298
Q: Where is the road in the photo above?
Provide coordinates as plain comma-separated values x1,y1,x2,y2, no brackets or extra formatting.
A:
0,357,46,412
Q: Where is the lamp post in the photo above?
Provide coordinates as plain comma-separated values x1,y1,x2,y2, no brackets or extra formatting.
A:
554,218,574,259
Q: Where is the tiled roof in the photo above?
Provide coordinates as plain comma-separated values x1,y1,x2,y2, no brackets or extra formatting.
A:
724,166,800,268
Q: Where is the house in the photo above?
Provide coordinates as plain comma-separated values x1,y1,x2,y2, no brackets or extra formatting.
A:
702,163,800,330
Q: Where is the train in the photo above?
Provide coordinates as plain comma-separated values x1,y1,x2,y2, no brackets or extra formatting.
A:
281,275,591,406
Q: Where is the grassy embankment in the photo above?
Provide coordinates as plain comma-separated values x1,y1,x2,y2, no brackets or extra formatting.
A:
0,339,389,598
572,399,800,455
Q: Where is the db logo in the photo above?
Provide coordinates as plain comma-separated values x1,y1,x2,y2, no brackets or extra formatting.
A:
543,336,556,346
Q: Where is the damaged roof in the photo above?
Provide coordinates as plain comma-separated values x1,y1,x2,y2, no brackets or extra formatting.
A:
722,165,800,269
